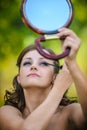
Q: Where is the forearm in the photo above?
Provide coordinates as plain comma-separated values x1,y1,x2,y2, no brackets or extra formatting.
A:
23,88,62,130
66,60,87,117
22,71,72,130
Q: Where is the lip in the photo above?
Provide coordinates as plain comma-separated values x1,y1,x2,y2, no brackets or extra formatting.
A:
27,73,40,77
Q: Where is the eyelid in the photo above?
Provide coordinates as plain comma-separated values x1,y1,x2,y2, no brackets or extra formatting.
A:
39,61,49,65
22,60,61,68
39,61,55,67
23,61,32,66
41,62,62,69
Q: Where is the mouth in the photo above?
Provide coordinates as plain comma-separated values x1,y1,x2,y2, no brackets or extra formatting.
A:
27,73,40,77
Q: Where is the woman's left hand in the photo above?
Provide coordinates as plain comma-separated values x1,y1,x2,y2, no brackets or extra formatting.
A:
57,28,81,62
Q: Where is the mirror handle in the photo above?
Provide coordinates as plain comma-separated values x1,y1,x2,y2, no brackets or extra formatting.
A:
35,36,70,60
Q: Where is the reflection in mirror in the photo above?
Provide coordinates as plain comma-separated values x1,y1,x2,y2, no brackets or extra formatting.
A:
21,0,74,34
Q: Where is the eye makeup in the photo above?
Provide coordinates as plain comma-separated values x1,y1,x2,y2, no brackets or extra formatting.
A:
49,63,62,69
41,62,62,69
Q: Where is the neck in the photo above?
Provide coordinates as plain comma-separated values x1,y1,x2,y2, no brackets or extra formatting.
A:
23,87,51,113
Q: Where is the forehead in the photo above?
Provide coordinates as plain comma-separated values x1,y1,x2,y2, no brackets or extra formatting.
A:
22,50,52,62
23,50,43,59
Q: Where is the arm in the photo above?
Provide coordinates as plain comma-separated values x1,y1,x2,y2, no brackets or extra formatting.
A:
18,68,72,130
0,68,72,130
58,28,87,125
66,60,87,118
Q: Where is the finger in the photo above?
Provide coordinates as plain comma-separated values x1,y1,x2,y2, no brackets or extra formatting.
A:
58,27,78,39
61,36,74,51
62,37,81,58
61,35,81,51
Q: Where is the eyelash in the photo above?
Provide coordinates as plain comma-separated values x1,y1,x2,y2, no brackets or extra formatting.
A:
39,62,50,66
23,61,51,67
23,61,31,66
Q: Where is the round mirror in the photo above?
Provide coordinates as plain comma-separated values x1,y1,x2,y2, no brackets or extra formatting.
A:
21,0,74,34
21,0,74,60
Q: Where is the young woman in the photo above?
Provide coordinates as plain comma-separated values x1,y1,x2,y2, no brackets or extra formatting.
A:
0,28,87,130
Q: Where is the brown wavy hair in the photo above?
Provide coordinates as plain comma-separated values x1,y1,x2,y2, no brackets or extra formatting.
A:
4,44,77,112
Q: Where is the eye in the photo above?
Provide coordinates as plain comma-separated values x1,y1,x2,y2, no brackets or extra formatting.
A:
39,61,50,66
23,61,32,66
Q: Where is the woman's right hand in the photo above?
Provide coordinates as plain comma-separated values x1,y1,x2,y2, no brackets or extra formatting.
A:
53,63,73,92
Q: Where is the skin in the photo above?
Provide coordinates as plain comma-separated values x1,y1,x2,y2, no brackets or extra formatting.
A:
0,28,87,130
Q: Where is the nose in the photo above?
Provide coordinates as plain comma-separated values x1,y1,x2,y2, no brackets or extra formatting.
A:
30,66,37,71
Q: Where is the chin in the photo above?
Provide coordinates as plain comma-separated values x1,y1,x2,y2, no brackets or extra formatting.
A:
22,82,43,88
22,83,48,89
21,79,50,89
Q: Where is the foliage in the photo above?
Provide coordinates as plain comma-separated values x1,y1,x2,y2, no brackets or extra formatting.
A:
0,0,87,106
0,0,87,59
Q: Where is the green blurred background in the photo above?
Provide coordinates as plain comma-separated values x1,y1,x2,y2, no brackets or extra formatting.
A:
0,0,87,106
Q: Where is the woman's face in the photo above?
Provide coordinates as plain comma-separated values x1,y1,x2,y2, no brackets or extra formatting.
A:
17,50,56,89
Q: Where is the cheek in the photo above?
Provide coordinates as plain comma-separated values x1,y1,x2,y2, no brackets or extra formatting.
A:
18,69,27,83
42,69,55,82
20,67,28,76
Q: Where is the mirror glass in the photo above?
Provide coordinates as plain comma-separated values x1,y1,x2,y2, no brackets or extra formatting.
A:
21,0,73,34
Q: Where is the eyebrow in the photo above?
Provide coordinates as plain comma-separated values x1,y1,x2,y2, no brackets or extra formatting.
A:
23,58,32,61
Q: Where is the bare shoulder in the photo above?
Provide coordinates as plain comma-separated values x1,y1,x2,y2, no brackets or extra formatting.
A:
0,105,24,130
0,105,22,119
65,103,84,118
0,105,22,115
64,103,87,129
